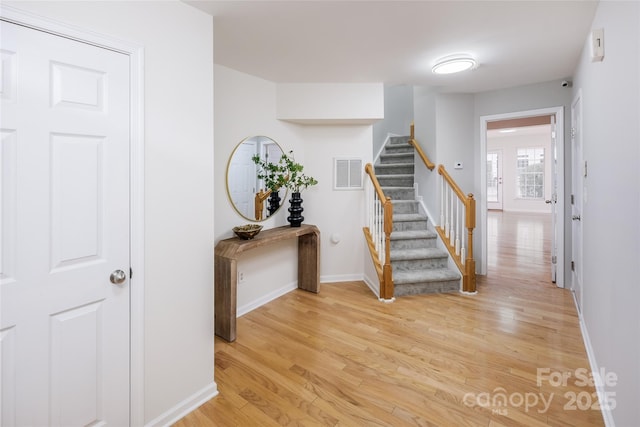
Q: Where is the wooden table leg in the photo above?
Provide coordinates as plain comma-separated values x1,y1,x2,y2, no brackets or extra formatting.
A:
214,255,237,342
297,230,320,293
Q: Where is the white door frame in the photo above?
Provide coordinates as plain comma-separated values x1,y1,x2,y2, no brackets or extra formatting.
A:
570,90,584,311
0,6,145,425
480,106,564,288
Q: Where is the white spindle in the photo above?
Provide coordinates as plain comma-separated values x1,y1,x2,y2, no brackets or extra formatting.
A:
440,178,445,227
455,198,461,255
374,195,378,257
378,196,383,264
450,191,455,246
445,187,450,238
367,185,372,232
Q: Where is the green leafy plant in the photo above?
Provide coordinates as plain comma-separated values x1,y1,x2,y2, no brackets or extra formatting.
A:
252,150,318,193
252,154,287,192
279,151,318,193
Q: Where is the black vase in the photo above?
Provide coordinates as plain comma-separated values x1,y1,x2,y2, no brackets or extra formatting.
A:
267,189,281,217
287,192,304,227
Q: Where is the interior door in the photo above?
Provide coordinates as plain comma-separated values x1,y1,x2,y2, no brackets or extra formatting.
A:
548,115,559,283
487,150,503,210
571,95,584,311
0,21,130,426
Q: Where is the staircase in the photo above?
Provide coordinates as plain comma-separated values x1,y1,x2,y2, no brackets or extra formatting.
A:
375,136,461,296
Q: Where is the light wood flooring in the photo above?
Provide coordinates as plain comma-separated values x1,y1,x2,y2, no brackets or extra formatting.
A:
175,211,603,426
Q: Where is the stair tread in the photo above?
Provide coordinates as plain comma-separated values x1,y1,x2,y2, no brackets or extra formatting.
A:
391,230,437,240
381,186,415,190
391,247,448,260
389,137,410,144
394,213,428,221
381,152,413,158
375,162,414,167
393,268,461,284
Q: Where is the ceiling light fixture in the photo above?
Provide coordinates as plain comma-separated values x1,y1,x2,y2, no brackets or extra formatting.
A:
432,55,478,75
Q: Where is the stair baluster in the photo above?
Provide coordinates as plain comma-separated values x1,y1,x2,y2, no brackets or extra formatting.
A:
436,165,477,293
363,163,394,301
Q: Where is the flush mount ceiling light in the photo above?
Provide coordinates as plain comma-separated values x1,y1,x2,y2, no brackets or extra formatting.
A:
432,55,478,75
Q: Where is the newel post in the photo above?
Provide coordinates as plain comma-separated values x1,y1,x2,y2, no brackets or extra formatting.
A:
464,194,476,293
381,197,394,299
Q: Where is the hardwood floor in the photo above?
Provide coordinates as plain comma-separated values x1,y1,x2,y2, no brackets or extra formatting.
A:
175,211,603,426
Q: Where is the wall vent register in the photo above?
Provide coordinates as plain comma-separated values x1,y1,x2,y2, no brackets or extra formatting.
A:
334,158,363,190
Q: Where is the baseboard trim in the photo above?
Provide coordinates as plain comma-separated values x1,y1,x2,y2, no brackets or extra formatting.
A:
320,273,363,283
144,382,218,427
572,292,616,427
237,281,297,317
362,274,380,298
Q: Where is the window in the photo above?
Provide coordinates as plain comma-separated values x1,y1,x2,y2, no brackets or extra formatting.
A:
516,148,544,199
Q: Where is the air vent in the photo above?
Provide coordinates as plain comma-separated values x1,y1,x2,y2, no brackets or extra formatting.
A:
334,158,363,190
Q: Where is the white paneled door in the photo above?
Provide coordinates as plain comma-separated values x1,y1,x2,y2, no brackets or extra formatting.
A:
1,21,130,426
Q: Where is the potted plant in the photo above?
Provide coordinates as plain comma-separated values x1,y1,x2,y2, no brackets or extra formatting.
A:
279,151,318,226
253,150,317,226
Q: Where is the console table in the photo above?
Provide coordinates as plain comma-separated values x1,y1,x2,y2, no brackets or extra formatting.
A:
214,224,320,342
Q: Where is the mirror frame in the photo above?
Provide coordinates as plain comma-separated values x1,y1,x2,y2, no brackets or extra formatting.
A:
225,136,287,222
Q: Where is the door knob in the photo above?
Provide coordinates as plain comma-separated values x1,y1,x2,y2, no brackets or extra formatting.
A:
572,215,581,221
545,200,552,204
110,269,127,285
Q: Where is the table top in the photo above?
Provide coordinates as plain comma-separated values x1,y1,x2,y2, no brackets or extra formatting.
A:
215,224,320,259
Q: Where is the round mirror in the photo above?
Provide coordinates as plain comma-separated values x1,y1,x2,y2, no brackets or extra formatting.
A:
226,136,286,221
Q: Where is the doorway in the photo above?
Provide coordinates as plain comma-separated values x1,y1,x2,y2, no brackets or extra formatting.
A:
480,107,564,288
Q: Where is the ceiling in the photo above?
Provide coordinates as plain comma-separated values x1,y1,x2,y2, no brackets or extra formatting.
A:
187,0,598,93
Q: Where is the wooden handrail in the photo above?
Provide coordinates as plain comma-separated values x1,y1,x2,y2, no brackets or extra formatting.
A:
365,163,386,202
409,123,435,171
438,164,467,202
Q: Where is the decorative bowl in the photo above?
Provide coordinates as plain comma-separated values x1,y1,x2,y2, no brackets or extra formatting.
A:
232,224,263,240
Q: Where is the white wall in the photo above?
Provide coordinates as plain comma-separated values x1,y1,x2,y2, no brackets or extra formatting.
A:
276,83,383,124
293,125,372,283
572,2,640,425
413,86,438,219
4,1,216,423
214,65,375,313
372,84,414,156
412,91,475,242
487,129,552,213
214,65,301,312
436,94,476,196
